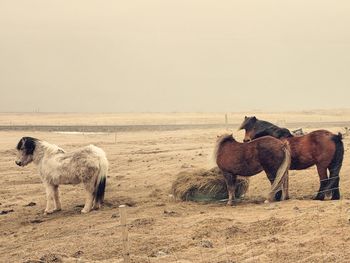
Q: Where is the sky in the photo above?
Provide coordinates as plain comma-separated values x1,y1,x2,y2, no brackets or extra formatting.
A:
0,0,349,112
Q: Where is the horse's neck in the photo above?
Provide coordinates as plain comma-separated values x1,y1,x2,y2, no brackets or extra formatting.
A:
33,141,64,165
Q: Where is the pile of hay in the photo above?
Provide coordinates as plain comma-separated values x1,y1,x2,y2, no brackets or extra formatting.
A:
171,167,249,202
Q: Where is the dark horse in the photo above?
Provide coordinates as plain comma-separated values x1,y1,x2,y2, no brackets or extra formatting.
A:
215,134,291,205
239,116,293,140
239,116,344,200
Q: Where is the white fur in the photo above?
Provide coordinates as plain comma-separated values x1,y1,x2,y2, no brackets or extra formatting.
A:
17,139,108,214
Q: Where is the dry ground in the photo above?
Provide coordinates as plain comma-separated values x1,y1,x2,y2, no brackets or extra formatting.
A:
1,112,350,263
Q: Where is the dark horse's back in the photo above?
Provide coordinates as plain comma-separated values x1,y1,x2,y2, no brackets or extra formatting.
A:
254,120,293,139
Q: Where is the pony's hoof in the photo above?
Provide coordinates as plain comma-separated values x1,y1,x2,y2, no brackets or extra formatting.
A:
44,210,54,215
226,201,233,206
81,209,90,214
92,204,101,210
264,200,270,204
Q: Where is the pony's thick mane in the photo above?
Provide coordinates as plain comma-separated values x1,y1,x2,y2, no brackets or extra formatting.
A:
238,118,250,130
213,134,234,161
30,141,65,164
253,120,275,134
40,141,65,154
254,120,293,139
241,117,293,139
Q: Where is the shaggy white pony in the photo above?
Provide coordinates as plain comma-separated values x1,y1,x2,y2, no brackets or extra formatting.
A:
15,137,108,214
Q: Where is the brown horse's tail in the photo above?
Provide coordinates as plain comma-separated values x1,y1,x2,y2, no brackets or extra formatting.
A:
325,133,344,198
270,142,291,200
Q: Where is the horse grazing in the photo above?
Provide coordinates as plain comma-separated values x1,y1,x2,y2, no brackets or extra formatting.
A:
215,134,291,205
239,116,344,200
16,137,109,214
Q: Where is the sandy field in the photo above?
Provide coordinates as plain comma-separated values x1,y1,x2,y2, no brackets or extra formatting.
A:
1,111,350,263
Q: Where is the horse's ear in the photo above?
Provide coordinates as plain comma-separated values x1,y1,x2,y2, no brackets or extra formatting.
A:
252,116,257,121
245,116,247,119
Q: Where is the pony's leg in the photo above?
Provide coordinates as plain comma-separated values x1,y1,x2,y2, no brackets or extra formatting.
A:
223,172,236,206
92,195,99,210
93,196,101,210
314,165,328,200
81,183,94,213
92,182,100,210
53,185,62,212
81,191,94,213
44,183,55,215
91,180,100,210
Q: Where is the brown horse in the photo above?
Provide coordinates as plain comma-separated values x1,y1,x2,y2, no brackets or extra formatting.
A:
215,134,291,205
239,116,344,200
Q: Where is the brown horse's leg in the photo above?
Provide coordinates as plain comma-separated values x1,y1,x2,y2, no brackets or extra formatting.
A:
265,172,283,201
327,167,340,200
284,175,289,200
327,135,344,200
314,165,328,200
223,172,237,206
330,177,340,200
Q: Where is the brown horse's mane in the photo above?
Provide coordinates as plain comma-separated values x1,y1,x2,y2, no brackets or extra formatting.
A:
217,134,235,144
214,134,235,161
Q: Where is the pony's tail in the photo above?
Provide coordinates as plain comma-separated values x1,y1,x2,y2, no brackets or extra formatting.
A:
270,142,291,200
325,133,344,197
95,156,109,205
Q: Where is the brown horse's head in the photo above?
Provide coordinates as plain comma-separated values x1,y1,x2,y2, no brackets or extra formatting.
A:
238,116,257,142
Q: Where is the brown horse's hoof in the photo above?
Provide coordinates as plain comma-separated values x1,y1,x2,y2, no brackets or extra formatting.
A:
331,195,341,200
331,189,341,200
314,194,325,201
274,190,282,201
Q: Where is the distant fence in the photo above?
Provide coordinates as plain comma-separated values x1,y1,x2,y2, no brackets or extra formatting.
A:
1,121,350,133
0,124,227,133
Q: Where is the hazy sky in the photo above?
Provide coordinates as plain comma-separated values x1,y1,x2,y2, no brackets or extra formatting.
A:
0,1,349,112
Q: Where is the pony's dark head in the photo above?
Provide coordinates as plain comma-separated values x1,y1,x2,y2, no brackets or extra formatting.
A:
238,116,258,142
16,137,38,166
